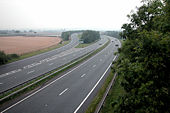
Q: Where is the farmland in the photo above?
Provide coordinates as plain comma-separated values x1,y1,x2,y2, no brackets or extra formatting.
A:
0,36,61,55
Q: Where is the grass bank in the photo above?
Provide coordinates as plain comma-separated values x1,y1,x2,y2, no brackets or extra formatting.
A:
85,70,125,113
100,73,125,113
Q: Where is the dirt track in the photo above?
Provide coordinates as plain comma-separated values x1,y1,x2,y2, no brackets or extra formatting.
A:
0,36,61,55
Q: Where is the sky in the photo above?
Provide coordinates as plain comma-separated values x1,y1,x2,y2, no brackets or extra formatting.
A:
0,0,142,30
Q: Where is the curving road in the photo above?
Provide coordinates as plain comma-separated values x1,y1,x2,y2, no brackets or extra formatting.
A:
0,36,121,113
0,34,108,93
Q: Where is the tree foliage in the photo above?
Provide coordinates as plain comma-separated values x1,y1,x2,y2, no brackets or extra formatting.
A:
0,51,19,65
81,30,100,43
104,31,121,39
61,30,84,41
113,0,170,112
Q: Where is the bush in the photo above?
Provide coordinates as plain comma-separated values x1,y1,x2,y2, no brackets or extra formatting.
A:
0,51,19,65
0,51,8,65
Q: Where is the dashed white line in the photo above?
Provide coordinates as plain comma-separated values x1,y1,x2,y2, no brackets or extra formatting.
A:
93,65,96,68
59,88,68,96
49,63,54,66
0,83,3,85
1,45,107,113
74,56,117,113
81,74,86,78
27,70,35,74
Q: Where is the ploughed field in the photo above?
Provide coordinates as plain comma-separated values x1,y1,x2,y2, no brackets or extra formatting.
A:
0,36,61,55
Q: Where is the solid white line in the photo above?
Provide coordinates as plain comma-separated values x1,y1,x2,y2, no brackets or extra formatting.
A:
59,88,68,96
1,43,109,113
73,56,117,113
27,70,35,74
81,74,86,78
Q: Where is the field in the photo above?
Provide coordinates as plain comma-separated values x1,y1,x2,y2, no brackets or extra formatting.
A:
0,36,61,55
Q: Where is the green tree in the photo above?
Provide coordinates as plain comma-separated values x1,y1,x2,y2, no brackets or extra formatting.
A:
81,30,100,43
112,0,170,112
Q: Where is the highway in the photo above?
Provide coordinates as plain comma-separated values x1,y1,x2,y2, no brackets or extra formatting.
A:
0,34,108,93
0,36,121,113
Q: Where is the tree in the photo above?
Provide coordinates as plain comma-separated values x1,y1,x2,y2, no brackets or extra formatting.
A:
112,0,170,112
81,30,100,43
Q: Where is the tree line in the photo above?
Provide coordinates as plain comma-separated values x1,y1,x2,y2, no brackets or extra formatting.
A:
104,31,121,39
0,51,19,65
81,30,100,43
112,0,170,112
61,30,84,41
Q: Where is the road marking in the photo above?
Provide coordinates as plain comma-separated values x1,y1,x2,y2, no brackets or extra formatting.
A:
0,83,3,85
81,74,86,78
27,70,35,74
1,44,109,113
0,69,22,78
73,56,117,113
49,63,53,66
93,65,96,68
59,88,68,96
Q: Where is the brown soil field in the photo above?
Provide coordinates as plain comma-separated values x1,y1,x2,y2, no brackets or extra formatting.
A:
0,36,62,55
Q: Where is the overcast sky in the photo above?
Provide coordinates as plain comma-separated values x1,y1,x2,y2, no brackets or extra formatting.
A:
0,0,142,30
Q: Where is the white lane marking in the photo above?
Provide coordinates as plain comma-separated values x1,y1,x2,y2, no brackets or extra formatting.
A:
81,74,86,78
73,56,117,113
27,70,35,74
0,83,3,85
93,65,96,68
0,69,22,78
100,59,102,61
1,43,109,113
49,63,54,66
59,88,68,96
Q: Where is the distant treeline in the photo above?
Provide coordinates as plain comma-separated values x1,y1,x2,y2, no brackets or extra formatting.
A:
81,30,100,43
104,31,121,39
61,30,83,41
0,51,19,65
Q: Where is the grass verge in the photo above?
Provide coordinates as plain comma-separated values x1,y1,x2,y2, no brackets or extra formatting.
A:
85,69,125,113
0,38,110,105
100,73,125,113
7,40,70,63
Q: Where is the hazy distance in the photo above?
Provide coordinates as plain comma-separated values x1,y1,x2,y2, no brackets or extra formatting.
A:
0,0,142,30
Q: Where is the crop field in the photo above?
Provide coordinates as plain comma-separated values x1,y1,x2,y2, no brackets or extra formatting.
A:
0,36,61,55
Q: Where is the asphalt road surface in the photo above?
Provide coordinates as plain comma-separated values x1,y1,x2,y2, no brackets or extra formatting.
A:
0,36,121,113
0,34,108,93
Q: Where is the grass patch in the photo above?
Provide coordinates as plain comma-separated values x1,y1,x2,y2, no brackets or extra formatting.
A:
100,73,125,113
75,43,94,48
85,70,125,113
75,39,100,48
0,38,110,105
85,70,115,113
7,40,70,63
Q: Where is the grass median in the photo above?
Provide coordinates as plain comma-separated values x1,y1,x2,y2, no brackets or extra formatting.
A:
0,38,110,105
